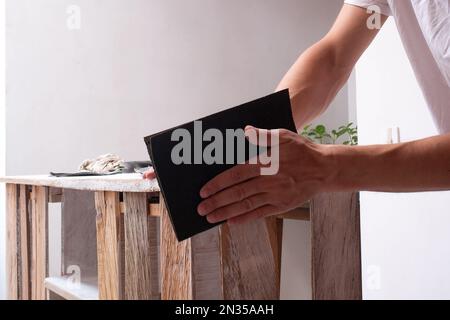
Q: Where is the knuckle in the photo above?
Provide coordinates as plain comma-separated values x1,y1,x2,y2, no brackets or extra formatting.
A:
242,198,253,211
279,129,292,139
234,186,246,201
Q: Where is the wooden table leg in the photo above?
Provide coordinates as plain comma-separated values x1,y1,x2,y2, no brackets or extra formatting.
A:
310,192,362,300
123,192,159,300
159,199,281,300
220,219,280,299
30,186,49,300
95,191,121,300
160,201,193,299
6,184,19,300
18,185,31,300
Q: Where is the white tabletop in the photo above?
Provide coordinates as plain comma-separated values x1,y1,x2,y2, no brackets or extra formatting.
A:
0,173,160,193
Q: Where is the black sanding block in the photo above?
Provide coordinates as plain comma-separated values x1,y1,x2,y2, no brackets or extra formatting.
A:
144,89,296,241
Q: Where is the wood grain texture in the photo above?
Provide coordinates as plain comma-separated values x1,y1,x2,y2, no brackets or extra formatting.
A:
276,207,310,221
48,187,62,203
160,200,193,299
123,192,159,300
30,186,49,300
265,217,283,297
220,220,279,300
18,185,30,300
95,191,121,300
6,184,19,300
0,173,159,193
191,228,223,300
311,192,362,300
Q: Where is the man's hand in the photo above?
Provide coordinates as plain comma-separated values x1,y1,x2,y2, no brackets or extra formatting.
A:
197,126,334,225
142,168,156,180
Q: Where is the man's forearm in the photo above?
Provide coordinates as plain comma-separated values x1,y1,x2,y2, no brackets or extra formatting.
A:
327,133,450,192
276,39,352,128
276,5,387,129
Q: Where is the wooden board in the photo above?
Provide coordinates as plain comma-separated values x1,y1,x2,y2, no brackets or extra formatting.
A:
123,192,159,299
95,191,122,300
311,192,362,300
18,185,30,300
160,201,193,299
191,228,223,300
220,220,279,299
6,184,18,300
44,276,98,300
0,174,159,193
265,217,283,296
30,186,49,300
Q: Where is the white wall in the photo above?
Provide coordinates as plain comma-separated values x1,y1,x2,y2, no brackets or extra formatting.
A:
0,0,6,300
3,0,347,299
356,19,450,299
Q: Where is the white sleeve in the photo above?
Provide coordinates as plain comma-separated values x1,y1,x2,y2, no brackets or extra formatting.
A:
344,0,392,16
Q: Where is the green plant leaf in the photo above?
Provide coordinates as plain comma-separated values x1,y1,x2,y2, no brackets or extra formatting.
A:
315,125,326,134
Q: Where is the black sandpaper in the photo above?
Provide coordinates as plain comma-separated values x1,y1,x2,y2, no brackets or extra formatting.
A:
144,90,296,241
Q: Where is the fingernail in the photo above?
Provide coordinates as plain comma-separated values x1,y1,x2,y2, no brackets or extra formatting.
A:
197,203,207,216
206,215,216,224
200,188,209,199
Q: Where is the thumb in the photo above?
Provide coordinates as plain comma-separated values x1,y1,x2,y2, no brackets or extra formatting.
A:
244,125,282,147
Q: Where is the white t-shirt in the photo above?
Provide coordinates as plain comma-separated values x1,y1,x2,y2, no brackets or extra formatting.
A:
345,0,450,133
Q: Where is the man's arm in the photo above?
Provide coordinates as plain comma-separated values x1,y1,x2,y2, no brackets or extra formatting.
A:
195,5,450,225
278,4,387,128
197,130,450,225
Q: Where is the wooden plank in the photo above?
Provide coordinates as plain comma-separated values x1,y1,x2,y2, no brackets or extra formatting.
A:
160,200,193,299
191,228,223,300
311,192,362,300
276,207,310,221
18,185,30,299
265,217,283,297
123,192,158,300
44,276,98,300
30,186,49,300
6,184,19,300
119,202,160,217
0,173,159,193
95,191,121,300
220,219,279,299
48,187,62,203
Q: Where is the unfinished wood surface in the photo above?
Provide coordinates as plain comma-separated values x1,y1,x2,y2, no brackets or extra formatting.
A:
6,184,19,300
62,190,98,281
18,185,30,300
0,173,159,193
123,192,159,300
48,187,62,203
30,186,49,300
120,202,160,217
220,219,279,300
276,207,310,221
265,217,283,297
95,191,121,300
191,228,223,300
311,192,362,300
160,200,193,299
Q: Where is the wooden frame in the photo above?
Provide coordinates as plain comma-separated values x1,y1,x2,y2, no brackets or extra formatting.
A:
3,175,362,300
